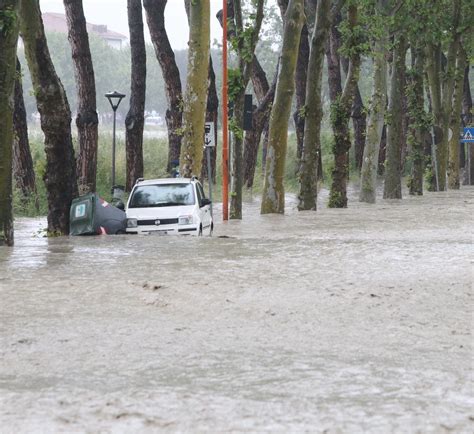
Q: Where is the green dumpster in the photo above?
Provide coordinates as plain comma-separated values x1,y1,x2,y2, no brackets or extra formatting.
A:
70,193,127,235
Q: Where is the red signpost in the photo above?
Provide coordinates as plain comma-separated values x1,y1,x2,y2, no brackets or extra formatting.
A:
222,0,229,221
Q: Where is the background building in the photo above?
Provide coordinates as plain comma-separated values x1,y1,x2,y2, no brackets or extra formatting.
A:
42,12,127,49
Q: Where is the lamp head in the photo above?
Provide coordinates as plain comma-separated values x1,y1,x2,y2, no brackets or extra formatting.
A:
105,90,126,111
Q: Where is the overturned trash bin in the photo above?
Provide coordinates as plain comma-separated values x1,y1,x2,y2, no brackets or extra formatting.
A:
70,192,127,236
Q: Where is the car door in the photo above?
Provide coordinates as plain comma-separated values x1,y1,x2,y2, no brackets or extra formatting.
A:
196,182,211,232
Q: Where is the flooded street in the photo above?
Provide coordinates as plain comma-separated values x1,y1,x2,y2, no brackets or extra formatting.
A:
1,187,473,432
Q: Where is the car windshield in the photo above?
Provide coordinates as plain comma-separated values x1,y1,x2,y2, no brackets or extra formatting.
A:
129,183,195,208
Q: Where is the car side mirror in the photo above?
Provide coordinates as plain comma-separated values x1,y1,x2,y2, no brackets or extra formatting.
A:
201,198,211,207
115,201,125,211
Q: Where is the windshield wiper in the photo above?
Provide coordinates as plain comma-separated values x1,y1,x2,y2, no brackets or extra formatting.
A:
158,202,189,207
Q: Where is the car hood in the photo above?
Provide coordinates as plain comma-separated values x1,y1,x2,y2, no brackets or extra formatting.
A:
126,205,196,220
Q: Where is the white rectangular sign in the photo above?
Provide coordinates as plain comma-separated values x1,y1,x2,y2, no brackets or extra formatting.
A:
204,122,215,147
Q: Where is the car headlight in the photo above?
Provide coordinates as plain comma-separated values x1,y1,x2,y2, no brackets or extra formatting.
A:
178,215,193,225
127,218,138,228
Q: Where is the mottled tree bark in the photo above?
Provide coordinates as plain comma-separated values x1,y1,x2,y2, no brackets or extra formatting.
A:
277,0,309,163
19,0,77,235
407,45,425,196
294,24,309,163
64,0,98,192
297,0,331,210
425,0,461,191
383,35,406,199
125,0,146,191
0,0,20,246
261,0,304,214
359,20,387,203
243,78,276,189
179,0,210,178
352,88,367,172
251,55,270,101
328,5,361,208
447,44,466,190
341,56,366,172
229,0,264,219
13,58,37,201
143,0,182,173
243,56,271,188
325,11,342,104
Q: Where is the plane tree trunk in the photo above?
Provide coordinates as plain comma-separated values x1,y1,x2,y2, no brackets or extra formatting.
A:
328,4,361,208
294,23,309,164
244,77,276,189
341,56,366,172
425,0,461,191
0,0,20,246
297,0,331,211
326,11,342,105
243,56,271,188
143,0,183,173
407,44,426,196
383,35,406,199
179,0,210,178
19,0,77,235
359,7,388,203
228,0,264,219
447,44,466,190
64,0,98,192
261,0,304,214
13,58,37,202
125,0,146,191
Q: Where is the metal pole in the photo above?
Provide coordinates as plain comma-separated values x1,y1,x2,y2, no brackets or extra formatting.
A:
206,146,213,219
431,126,440,191
468,144,472,186
112,108,117,189
222,0,229,221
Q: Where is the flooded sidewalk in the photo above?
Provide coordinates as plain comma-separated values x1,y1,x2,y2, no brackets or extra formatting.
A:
1,187,473,432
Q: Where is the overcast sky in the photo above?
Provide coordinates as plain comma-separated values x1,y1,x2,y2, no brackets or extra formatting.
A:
40,0,224,49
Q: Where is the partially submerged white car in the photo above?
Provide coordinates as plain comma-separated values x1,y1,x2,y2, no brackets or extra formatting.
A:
125,178,213,236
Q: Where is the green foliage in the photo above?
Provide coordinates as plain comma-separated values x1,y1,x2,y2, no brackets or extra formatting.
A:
328,190,344,208
0,6,16,36
405,71,432,131
330,96,350,128
13,132,170,216
230,24,257,63
229,117,244,141
338,11,370,59
17,32,196,119
228,68,245,102
424,158,437,191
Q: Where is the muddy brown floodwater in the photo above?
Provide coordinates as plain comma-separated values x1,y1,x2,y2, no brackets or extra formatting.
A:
1,186,473,433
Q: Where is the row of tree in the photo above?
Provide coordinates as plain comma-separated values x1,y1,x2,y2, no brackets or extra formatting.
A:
0,0,213,245
0,0,472,247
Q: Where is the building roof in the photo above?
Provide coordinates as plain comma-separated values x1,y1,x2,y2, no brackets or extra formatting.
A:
42,12,127,42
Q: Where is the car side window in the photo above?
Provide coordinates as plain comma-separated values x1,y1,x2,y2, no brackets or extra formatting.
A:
197,183,206,199
195,183,204,206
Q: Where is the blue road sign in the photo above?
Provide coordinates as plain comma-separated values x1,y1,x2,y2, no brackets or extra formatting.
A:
461,127,474,143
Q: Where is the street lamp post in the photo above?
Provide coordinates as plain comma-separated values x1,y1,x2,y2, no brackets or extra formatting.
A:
105,91,126,196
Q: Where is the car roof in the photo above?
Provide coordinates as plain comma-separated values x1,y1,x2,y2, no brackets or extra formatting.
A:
135,178,196,186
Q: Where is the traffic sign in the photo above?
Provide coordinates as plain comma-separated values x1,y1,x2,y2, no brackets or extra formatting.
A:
461,127,474,143
204,122,215,147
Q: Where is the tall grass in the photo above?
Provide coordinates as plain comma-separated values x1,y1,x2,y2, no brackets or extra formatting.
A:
14,128,337,217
